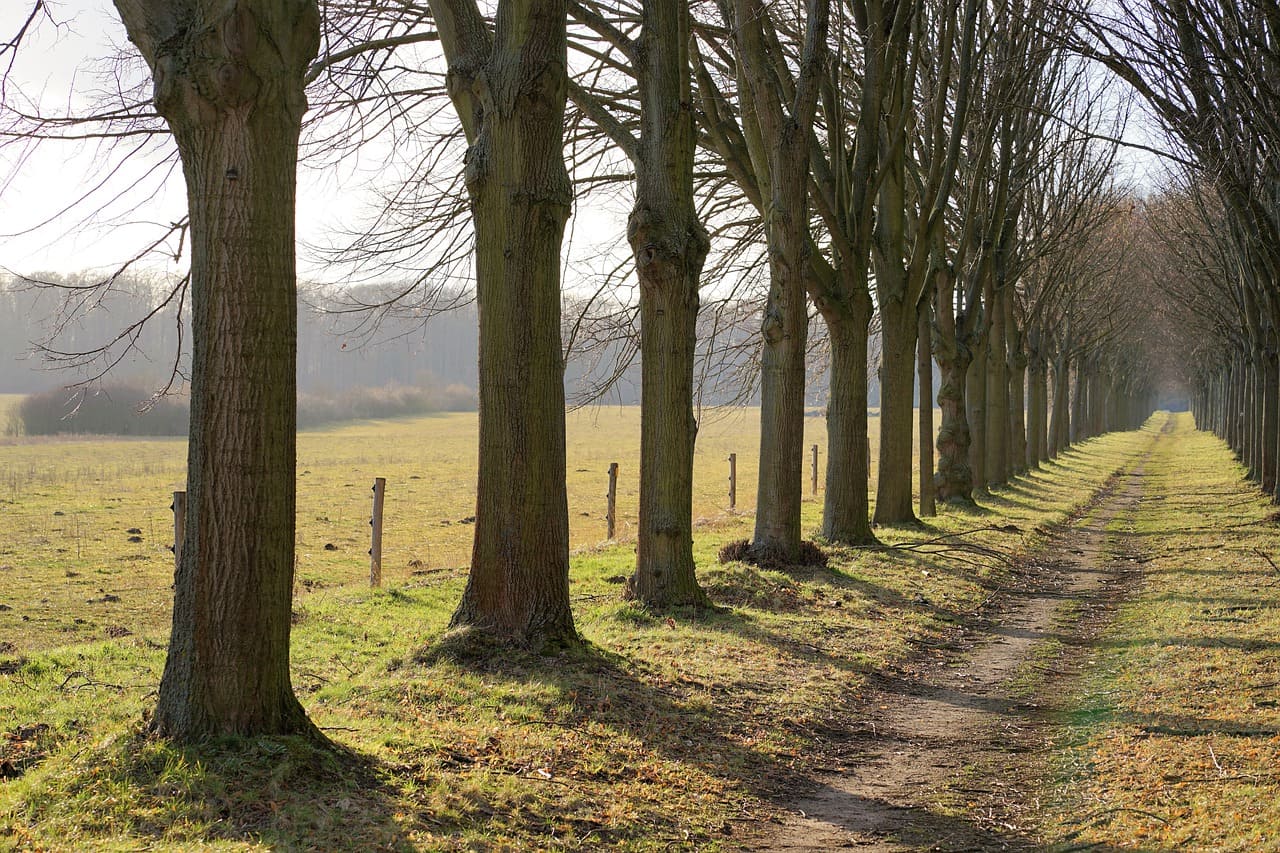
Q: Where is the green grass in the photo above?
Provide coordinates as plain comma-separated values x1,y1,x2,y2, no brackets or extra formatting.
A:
1040,413,1280,850
0,408,1159,850
0,406,941,653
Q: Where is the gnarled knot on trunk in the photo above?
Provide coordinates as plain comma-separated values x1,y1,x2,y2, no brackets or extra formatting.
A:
760,304,786,344
145,2,317,125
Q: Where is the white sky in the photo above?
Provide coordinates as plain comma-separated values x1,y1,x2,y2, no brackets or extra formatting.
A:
0,1,1168,282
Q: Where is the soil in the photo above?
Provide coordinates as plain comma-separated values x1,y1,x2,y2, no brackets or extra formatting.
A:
743,449,1155,851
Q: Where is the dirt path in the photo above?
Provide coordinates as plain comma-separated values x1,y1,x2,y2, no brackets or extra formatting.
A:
747,430,1161,851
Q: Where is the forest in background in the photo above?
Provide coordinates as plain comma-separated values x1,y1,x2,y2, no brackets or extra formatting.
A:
0,271,893,432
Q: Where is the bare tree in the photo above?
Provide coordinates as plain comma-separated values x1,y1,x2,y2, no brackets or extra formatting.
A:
104,0,321,739
428,0,579,646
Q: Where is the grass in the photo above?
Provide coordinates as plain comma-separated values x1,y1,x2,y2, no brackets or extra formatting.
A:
1,408,1160,850
0,405,933,653
1039,413,1280,850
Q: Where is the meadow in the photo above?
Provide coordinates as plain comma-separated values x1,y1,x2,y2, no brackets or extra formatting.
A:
1,399,1156,850
0,403,929,653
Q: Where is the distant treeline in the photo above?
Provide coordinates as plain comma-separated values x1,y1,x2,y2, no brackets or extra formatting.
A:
9,381,476,437
0,273,480,398
0,272,920,409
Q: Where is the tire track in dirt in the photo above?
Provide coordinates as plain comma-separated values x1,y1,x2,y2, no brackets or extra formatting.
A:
744,418,1167,851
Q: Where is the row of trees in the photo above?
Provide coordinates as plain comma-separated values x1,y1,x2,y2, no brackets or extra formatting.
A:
2,0,1170,742
1073,2,1280,496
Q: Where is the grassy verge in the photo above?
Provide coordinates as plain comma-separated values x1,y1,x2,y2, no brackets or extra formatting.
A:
1042,413,1280,849
1,423,1157,851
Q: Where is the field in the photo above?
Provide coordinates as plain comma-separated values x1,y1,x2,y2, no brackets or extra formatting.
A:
8,410,1268,850
0,405,932,653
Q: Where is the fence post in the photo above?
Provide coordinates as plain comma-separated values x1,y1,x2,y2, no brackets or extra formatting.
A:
370,477,386,587
728,453,737,509
606,463,618,539
812,444,819,494
172,490,186,570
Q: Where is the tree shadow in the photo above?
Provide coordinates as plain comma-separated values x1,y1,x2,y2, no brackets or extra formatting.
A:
1098,634,1280,652
38,728,416,850
757,778,1124,852
415,631,802,835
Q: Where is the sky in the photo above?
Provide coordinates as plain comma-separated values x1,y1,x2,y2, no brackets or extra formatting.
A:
0,1,436,281
0,1,1170,283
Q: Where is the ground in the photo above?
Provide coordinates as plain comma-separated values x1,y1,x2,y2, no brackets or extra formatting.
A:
2,409,1278,850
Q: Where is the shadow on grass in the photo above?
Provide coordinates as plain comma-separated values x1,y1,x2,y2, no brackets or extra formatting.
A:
414,630,793,845
1097,634,1280,651
19,729,415,851
773,779,1133,853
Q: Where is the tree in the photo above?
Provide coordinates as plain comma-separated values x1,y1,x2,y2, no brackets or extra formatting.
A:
872,0,981,524
691,0,829,562
566,0,712,607
104,0,322,738
429,0,579,646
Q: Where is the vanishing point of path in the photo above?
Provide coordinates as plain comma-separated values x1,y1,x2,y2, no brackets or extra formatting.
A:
748,420,1169,851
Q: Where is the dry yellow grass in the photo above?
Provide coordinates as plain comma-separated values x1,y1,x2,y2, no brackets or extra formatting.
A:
0,405,934,652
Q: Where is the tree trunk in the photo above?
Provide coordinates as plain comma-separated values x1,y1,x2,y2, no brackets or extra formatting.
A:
1267,351,1279,499
438,0,578,646
1071,359,1087,442
967,337,988,490
822,299,876,544
918,307,936,516
752,262,809,558
1049,354,1069,456
874,304,918,524
1028,359,1048,467
935,346,974,503
110,0,322,740
1007,304,1027,476
1009,351,1027,475
625,0,709,608
730,0,827,563
984,290,1008,486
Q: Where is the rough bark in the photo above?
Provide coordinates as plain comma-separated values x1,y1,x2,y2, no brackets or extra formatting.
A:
934,330,975,503
821,297,876,543
434,0,578,646
730,0,828,561
967,337,988,490
110,0,321,740
918,306,936,516
984,287,1009,486
625,0,710,608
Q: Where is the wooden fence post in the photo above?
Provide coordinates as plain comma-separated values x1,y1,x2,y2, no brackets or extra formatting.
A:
172,490,186,570
606,463,618,539
728,453,737,509
370,477,386,587
811,444,819,494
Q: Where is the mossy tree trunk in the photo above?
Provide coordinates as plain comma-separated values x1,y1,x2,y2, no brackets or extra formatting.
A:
728,0,828,562
432,0,578,646
624,0,710,608
112,0,321,739
918,304,936,516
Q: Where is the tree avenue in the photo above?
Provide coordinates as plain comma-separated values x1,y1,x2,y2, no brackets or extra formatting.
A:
9,0,1270,763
